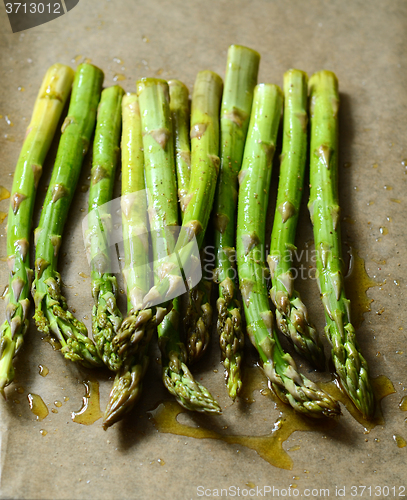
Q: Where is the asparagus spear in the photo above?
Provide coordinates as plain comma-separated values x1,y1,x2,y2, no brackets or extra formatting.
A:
32,63,104,367
114,71,223,357
236,83,340,418
160,301,220,413
104,93,151,428
86,85,124,372
0,64,74,393
168,80,191,214
308,70,374,418
140,79,220,413
214,45,260,399
168,79,214,366
111,82,174,360
268,69,325,370
181,71,222,258
177,71,223,364
139,79,180,404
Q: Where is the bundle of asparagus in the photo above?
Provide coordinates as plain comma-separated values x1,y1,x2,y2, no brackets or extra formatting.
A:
105,73,224,427
1,46,374,429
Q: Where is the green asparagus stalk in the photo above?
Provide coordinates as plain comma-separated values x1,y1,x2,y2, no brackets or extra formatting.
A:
308,70,374,417
111,82,174,360
139,79,179,400
179,72,223,364
160,299,220,413
0,64,74,393
168,79,214,365
140,72,223,357
32,63,104,367
180,71,222,251
268,69,325,370
169,80,191,214
214,45,260,399
86,85,124,372
236,83,340,418
140,79,220,413
104,93,151,429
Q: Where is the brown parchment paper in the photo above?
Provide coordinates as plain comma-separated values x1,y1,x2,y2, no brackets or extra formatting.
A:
0,1,406,499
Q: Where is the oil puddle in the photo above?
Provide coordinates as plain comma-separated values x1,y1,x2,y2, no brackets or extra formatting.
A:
393,435,406,448
38,365,49,377
27,393,48,421
113,73,126,82
148,367,336,470
344,248,379,328
399,396,407,411
71,380,103,425
149,368,395,469
321,375,395,433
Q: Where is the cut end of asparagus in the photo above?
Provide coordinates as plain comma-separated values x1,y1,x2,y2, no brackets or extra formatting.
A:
163,352,221,414
77,62,105,82
228,44,261,61
103,356,148,430
168,79,189,95
309,70,339,91
285,68,308,81
136,77,169,98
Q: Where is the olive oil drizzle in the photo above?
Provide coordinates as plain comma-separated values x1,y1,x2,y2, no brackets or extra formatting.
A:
71,380,103,425
27,393,48,421
149,368,394,469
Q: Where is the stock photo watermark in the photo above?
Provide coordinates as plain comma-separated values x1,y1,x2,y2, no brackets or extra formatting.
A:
4,0,80,33
195,484,406,498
